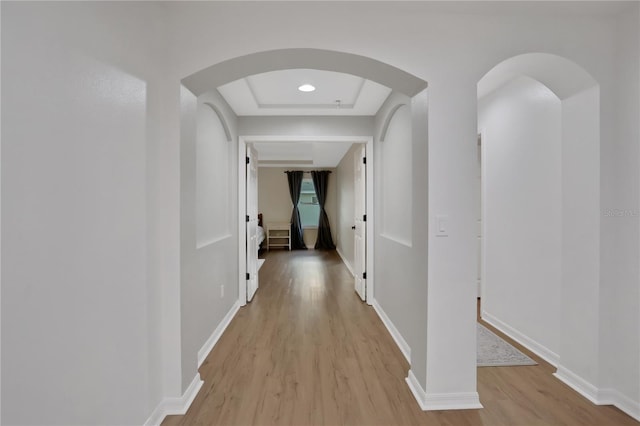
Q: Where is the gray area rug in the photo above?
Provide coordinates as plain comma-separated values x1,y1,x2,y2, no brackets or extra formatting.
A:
477,323,537,367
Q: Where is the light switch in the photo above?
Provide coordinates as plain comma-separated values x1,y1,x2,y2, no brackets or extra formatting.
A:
436,215,448,237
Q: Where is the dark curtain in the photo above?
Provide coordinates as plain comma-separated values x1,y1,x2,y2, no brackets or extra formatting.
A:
285,171,307,250
311,170,336,250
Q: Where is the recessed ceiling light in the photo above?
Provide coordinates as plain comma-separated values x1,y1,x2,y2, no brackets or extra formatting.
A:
298,84,316,92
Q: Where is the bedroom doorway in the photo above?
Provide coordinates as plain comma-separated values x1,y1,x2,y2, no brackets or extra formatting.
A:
238,136,375,306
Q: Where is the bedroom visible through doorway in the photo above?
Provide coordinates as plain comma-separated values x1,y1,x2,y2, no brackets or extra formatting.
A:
239,136,374,306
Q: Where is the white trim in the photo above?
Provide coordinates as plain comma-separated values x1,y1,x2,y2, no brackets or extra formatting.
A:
554,367,640,421
405,370,428,410
553,366,601,405
239,135,372,144
481,310,559,367
372,298,411,363
406,371,483,411
598,389,640,422
336,247,355,277
380,233,413,248
238,139,247,306
364,137,374,306
196,233,232,250
423,392,483,411
197,301,241,368
144,373,204,426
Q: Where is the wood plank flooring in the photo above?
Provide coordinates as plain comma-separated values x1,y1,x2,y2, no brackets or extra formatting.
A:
162,250,638,426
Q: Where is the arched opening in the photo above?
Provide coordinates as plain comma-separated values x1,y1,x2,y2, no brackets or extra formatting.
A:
477,52,601,399
181,48,428,97
177,48,433,415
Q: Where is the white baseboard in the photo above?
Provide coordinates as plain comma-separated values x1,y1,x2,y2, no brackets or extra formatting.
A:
424,392,483,411
482,313,640,422
336,247,355,277
371,298,411,363
145,301,240,425
553,366,600,404
198,300,241,367
598,388,640,422
481,310,559,367
612,391,640,422
554,368,640,421
144,373,203,426
405,371,483,411
405,370,427,410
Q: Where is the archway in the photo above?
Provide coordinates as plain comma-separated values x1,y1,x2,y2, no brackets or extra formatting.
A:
181,48,427,97
477,53,601,400
178,47,433,413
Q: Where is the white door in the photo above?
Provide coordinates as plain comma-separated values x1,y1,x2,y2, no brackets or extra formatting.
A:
246,145,259,302
354,145,367,301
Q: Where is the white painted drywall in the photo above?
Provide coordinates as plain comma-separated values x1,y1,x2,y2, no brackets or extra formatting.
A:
238,116,374,137
479,76,563,360
374,92,427,382
257,167,337,249
180,88,239,392
380,104,413,246
165,2,637,413
560,86,601,386
196,104,231,247
599,3,640,408
2,2,639,424
335,144,360,272
1,2,168,424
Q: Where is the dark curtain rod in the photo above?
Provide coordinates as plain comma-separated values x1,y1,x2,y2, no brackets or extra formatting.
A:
284,170,332,174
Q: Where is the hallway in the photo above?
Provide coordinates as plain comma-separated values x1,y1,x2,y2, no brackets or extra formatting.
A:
163,250,638,426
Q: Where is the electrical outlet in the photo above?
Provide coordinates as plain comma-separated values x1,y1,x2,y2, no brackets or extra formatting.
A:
220,284,224,298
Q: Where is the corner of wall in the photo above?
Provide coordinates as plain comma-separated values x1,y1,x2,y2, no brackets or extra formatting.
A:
406,371,483,411
371,298,411,363
405,370,427,410
144,373,203,426
197,300,241,367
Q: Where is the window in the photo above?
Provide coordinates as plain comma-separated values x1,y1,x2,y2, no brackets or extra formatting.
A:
298,178,320,228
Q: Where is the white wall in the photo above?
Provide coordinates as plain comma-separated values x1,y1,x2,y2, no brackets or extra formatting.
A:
180,88,238,391
373,92,429,383
1,2,169,424
238,116,374,138
381,105,413,246
479,76,563,361
599,2,640,411
196,104,231,248
257,167,337,249
166,8,636,411
560,85,601,386
335,144,360,272
2,2,639,424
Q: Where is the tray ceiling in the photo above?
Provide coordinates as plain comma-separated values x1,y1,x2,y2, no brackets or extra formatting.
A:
218,68,391,116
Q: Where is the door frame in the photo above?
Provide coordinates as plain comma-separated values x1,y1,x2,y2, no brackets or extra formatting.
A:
238,135,375,306
245,144,259,302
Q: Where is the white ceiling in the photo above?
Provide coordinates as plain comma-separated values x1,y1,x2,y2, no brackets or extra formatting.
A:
218,68,392,116
221,68,384,167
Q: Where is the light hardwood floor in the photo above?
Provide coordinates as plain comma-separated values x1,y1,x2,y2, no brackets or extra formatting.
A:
163,250,638,426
